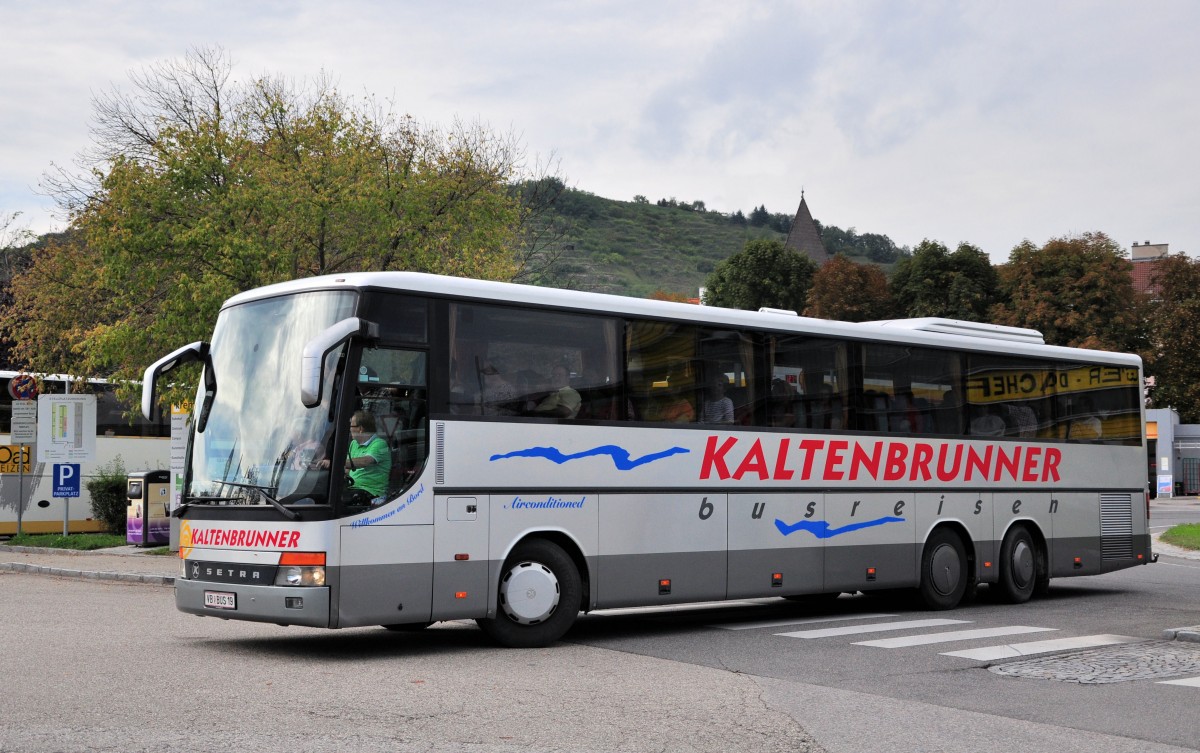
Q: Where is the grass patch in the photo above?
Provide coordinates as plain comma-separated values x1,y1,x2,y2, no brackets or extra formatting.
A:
1161,523,1200,551
5,533,128,550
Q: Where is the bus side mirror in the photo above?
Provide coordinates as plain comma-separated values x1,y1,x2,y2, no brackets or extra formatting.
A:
142,341,209,421
300,318,379,408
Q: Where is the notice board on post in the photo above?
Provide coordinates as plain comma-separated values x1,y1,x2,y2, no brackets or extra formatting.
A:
36,395,97,463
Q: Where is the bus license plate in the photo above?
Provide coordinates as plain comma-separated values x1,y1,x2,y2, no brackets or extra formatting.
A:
204,590,237,610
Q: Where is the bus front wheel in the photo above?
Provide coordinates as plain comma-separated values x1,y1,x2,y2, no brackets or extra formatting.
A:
477,539,582,648
997,525,1041,604
918,528,968,610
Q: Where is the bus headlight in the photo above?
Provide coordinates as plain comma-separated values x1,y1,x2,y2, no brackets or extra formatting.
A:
275,552,327,587
276,566,326,587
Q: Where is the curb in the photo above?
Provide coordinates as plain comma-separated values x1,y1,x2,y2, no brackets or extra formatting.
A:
0,560,175,586
0,545,176,586
1163,626,1200,644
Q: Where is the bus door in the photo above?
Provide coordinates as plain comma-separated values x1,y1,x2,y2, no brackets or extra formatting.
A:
336,344,434,628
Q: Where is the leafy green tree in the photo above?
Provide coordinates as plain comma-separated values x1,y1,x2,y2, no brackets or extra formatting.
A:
805,255,895,322
748,205,771,227
1144,255,1200,421
989,232,1142,351
703,239,817,312
890,240,998,321
816,223,905,264
3,47,549,409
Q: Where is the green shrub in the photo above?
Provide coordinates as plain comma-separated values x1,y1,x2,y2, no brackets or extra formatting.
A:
86,456,128,535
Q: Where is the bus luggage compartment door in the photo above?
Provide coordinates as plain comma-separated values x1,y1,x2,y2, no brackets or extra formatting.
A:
432,496,490,619
337,524,433,628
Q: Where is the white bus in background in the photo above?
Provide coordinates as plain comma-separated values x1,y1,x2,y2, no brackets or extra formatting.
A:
144,272,1152,648
0,371,170,535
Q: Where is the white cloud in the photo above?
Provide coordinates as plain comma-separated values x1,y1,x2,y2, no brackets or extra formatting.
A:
1,0,1196,260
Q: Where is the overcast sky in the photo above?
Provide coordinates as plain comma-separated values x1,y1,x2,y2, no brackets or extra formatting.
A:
2,1,1196,262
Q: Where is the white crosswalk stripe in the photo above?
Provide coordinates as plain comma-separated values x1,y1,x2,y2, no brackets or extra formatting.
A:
854,625,1057,648
940,633,1140,660
1157,676,1200,687
776,617,970,639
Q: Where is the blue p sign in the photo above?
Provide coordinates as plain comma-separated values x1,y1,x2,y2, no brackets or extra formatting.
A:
53,464,81,498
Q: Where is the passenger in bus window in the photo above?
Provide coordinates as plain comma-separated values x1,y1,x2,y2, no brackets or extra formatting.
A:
531,365,581,419
702,377,735,424
936,389,965,435
1068,397,1102,440
969,404,1006,436
1007,402,1038,438
481,362,519,416
650,377,695,423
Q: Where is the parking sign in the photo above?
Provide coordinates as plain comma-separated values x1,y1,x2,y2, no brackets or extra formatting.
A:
53,464,81,498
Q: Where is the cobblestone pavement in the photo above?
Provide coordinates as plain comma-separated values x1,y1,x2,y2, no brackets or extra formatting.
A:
991,641,1200,684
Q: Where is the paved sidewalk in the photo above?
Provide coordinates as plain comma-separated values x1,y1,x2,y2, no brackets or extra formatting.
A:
0,544,177,585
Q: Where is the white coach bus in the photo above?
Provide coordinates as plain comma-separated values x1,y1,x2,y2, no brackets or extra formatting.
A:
143,272,1152,647
1,371,170,535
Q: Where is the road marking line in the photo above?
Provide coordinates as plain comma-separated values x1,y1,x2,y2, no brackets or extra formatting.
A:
777,618,970,639
853,625,1057,648
1158,676,1200,687
941,633,1140,660
711,613,898,631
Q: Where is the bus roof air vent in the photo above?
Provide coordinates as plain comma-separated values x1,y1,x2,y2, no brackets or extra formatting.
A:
758,307,798,316
862,317,1045,345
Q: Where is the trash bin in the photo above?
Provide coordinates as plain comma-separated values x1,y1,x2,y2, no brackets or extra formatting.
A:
1175,481,1183,498
127,470,171,547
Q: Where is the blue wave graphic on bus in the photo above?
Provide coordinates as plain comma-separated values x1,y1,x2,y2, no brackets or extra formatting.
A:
489,444,690,471
774,516,905,539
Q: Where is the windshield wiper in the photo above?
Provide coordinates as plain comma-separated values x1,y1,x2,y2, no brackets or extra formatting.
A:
174,496,241,516
220,481,301,521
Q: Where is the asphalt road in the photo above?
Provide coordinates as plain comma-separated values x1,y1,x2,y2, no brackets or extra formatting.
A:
1,498,1197,753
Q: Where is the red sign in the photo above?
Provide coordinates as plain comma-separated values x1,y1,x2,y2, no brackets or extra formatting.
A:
7,374,37,401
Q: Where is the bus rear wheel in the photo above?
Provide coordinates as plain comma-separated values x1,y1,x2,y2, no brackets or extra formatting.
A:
918,528,968,610
997,525,1041,604
477,539,582,648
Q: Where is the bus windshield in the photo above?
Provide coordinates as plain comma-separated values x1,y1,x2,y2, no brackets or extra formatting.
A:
189,290,358,508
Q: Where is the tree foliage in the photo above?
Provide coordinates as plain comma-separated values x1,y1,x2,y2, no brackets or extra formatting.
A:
989,232,1142,351
1144,255,1200,421
818,223,906,264
702,239,817,312
889,240,998,320
805,255,895,322
3,47,551,405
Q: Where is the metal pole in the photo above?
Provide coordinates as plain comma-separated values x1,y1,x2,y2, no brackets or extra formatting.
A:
16,444,25,536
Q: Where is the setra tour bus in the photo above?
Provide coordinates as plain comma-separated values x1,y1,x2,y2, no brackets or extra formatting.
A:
142,272,1152,647
1,371,170,535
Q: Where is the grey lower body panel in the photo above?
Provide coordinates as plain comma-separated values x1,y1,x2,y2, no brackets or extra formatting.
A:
176,578,331,627
1049,534,1151,577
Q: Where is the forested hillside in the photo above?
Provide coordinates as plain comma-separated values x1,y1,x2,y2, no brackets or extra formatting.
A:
529,187,906,298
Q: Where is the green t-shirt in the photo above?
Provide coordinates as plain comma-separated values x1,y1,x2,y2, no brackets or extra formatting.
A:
348,434,391,499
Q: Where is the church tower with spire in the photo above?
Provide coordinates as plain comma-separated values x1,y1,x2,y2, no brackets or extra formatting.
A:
784,191,829,265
